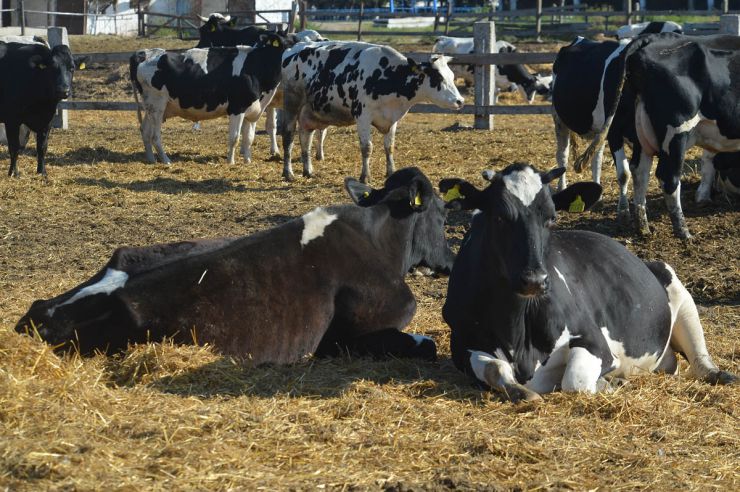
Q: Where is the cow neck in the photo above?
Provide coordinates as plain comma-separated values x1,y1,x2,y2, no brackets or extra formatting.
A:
239,47,282,91
366,204,417,278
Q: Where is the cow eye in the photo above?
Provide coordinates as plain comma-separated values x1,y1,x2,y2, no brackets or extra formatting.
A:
545,216,557,228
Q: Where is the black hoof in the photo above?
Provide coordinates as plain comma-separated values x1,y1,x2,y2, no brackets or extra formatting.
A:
707,371,739,385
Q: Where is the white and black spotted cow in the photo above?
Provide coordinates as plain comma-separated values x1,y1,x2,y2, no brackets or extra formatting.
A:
440,163,737,402
581,33,740,238
616,21,683,40
281,41,464,183
129,33,286,165
432,36,552,103
696,150,740,202
16,167,454,363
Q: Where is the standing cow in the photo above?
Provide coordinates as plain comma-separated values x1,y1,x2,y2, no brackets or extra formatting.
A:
440,163,736,402
16,167,453,363
130,33,286,165
0,40,74,177
281,41,464,183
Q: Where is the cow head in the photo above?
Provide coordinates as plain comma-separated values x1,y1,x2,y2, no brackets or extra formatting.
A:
410,55,464,110
29,45,74,100
255,32,288,52
196,13,235,47
345,167,455,274
440,163,601,297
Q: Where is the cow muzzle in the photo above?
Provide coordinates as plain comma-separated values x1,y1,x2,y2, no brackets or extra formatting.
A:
517,270,549,297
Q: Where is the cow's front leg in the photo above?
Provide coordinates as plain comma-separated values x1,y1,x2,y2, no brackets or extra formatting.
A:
631,150,652,236
561,346,605,393
299,128,314,178
657,134,691,239
552,112,570,191
265,107,280,160
5,122,22,178
281,110,298,181
695,150,716,204
357,120,373,184
383,122,397,178
227,113,245,164
469,351,542,402
140,114,156,163
316,128,327,161
35,127,50,176
240,119,257,164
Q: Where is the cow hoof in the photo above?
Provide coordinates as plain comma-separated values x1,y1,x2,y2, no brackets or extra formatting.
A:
315,153,324,161
283,172,296,182
673,227,692,241
706,370,738,385
504,384,542,403
267,154,282,162
617,210,631,228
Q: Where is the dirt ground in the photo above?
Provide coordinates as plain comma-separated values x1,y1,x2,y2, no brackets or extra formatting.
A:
0,35,738,491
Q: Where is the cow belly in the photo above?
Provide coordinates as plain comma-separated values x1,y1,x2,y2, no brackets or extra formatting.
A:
299,105,353,131
635,100,659,156
165,100,228,122
599,327,664,378
695,119,740,154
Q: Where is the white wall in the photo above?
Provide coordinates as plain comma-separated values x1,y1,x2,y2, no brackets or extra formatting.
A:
254,0,291,24
86,1,138,36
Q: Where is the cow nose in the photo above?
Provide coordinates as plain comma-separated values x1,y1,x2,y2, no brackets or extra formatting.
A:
519,271,548,296
455,98,464,109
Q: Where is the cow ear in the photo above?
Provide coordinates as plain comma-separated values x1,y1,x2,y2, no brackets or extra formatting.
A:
344,177,374,206
540,166,566,185
551,182,603,213
407,177,433,212
28,54,47,69
408,57,421,74
439,179,483,211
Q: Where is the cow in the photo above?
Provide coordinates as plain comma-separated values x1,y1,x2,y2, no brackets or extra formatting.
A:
129,33,286,165
439,163,737,402
578,33,740,238
281,41,464,183
616,21,683,39
696,151,740,202
432,36,552,103
196,13,283,49
551,36,638,224
16,167,454,364
0,41,74,177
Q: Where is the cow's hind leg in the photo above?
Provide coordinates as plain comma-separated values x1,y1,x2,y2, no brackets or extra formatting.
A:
383,122,397,178
5,122,22,178
299,128,314,178
35,127,50,176
695,150,716,204
658,134,691,239
655,262,737,385
357,120,373,184
265,107,280,160
552,112,571,191
611,138,632,225
240,119,257,164
227,113,245,164
316,128,327,161
281,110,298,181
317,328,437,361
631,150,652,236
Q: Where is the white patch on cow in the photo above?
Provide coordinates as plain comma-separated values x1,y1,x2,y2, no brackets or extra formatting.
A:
635,99,659,156
573,36,585,45
591,41,629,130
599,327,661,378
231,47,251,77
561,347,602,393
409,333,432,347
469,350,518,388
502,167,542,206
184,49,209,74
553,266,571,296
694,114,740,154
662,113,701,153
47,268,129,316
300,207,338,246
525,326,575,394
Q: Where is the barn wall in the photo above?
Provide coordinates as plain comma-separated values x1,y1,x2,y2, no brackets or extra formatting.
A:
86,0,138,35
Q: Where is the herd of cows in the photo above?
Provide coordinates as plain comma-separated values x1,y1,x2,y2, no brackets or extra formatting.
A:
3,16,739,401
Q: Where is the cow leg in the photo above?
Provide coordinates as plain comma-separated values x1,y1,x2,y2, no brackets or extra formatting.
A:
383,122,398,178
319,328,436,361
561,347,604,393
35,127,50,177
5,122,22,178
265,107,280,159
299,128,314,178
613,146,632,225
240,119,257,164
316,128,327,161
281,111,298,181
468,351,542,402
227,113,245,165
657,263,737,385
631,150,652,236
19,125,31,150
695,150,716,204
552,112,570,191
590,143,605,185
357,120,373,184
151,119,171,165
657,135,691,239
139,115,156,163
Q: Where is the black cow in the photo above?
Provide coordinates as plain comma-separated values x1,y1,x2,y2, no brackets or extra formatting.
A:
551,37,638,224
196,13,281,48
580,33,740,238
440,163,736,402
0,41,74,177
130,33,286,164
16,167,453,363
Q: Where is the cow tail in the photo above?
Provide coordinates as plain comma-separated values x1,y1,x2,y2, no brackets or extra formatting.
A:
129,51,145,127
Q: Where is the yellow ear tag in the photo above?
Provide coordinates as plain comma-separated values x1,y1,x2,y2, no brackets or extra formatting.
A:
272,39,280,47
362,191,370,198
414,192,423,207
443,184,464,203
568,195,586,213
79,62,86,70
210,25,216,32
411,65,420,74
38,63,47,69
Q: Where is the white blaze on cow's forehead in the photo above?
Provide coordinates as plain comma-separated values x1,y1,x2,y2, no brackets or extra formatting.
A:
553,266,572,296
502,167,542,206
662,113,701,153
47,268,129,316
409,333,433,347
599,327,662,378
184,49,209,74
300,207,338,246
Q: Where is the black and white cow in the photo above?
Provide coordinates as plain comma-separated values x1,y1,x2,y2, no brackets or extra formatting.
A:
129,33,286,164
581,33,740,238
551,37,638,223
440,163,736,402
0,40,74,177
16,167,454,363
696,150,740,202
196,13,281,49
281,41,464,183
616,21,683,39
432,36,552,103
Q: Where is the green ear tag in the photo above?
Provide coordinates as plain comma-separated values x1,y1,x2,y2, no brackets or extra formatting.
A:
443,184,464,203
568,195,586,213
414,192,423,207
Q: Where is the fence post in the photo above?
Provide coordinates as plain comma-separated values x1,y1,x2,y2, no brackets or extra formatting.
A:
357,2,364,41
625,0,632,25
287,1,298,33
723,0,729,13
720,14,740,34
444,2,452,35
298,1,307,31
535,0,542,41
19,0,26,35
473,21,495,131
48,27,69,130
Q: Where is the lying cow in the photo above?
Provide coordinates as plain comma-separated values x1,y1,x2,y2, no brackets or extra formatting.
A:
16,167,453,362
579,33,740,238
281,41,464,183
440,163,737,402
696,151,740,202
616,20,683,39
0,40,74,177
130,33,286,164
432,36,552,103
